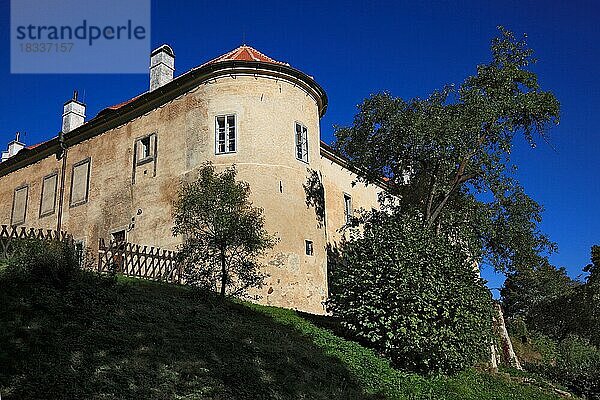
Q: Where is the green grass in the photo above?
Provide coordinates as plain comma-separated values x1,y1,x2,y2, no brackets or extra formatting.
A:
0,272,569,399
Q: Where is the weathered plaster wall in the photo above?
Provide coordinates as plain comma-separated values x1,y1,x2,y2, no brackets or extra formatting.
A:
0,72,381,315
320,156,382,247
0,154,62,229
183,75,328,313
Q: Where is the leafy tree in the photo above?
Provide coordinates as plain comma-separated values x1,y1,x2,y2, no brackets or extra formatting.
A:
502,245,600,346
501,260,576,319
334,27,560,274
584,245,600,285
173,162,277,298
327,210,494,374
577,246,600,345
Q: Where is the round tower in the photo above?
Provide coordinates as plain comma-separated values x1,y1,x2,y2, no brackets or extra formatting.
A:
182,45,329,313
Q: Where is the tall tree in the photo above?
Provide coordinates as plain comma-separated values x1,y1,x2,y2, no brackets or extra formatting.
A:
334,27,560,274
173,163,277,298
501,246,600,346
501,260,576,320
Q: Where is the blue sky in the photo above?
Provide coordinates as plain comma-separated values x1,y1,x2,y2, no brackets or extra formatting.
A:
0,0,598,291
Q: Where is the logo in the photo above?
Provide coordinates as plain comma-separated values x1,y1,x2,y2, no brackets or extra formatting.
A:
11,0,151,73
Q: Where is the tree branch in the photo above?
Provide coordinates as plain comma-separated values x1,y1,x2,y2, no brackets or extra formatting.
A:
426,130,487,228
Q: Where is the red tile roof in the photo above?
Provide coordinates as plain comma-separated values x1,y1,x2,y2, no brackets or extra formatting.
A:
202,45,289,67
103,46,288,114
24,138,54,151
106,95,142,111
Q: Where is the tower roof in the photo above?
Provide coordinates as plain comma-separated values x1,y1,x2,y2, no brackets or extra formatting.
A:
203,45,289,66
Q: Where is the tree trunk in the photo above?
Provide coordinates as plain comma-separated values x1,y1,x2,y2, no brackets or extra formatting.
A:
220,250,227,297
490,343,500,373
493,302,522,370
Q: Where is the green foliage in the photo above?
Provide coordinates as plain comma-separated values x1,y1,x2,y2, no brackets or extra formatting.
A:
552,336,600,399
523,335,600,400
4,239,81,289
0,272,566,399
333,27,560,274
173,162,277,298
503,245,600,398
327,211,494,374
501,260,577,322
509,322,558,365
303,168,326,227
579,246,600,344
584,245,600,284
502,245,600,347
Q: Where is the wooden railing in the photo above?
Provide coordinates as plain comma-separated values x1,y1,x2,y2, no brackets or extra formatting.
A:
0,225,74,260
97,238,181,284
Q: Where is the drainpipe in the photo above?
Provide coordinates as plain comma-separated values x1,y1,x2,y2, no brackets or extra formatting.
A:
56,131,67,233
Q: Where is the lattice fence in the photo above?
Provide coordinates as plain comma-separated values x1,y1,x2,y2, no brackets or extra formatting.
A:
97,238,181,284
0,225,74,260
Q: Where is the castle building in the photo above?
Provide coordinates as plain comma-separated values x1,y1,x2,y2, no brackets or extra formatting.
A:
0,45,383,314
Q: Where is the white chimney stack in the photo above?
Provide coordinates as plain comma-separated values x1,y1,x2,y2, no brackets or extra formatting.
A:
62,91,86,133
1,132,25,163
150,44,175,91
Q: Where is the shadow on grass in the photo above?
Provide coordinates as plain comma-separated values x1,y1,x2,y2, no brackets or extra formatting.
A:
296,311,350,339
0,273,383,400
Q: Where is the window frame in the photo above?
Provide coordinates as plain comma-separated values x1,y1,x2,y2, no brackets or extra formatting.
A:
135,133,156,166
343,193,353,224
69,157,91,208
11,184,29,227
215,114,237,155
295,121,309,163
305,240,314,256
110,228,127,244
39,172,59,218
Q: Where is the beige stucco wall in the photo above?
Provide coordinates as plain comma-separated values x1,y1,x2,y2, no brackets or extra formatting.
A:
0,71,381,314
0,154,62,229
320,156,382,247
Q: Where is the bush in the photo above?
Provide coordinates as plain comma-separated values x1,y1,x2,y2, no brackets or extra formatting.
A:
327,212,494,374
556,336,600,397
508,319,558,365
525,335,600,399
4,239,81,289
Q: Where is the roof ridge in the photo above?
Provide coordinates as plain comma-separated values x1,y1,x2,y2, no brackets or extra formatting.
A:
201,45,289,67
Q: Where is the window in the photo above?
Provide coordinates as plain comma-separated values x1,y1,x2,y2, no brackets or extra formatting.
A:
305,240,314,256
136,134,156,164
216,115,236,154
295,122,308,162
111,230,126,244
11,185,28,226
70,158,91,207
39,173,58,217
111,230,127,253
344,193,353,224
140,136,151,159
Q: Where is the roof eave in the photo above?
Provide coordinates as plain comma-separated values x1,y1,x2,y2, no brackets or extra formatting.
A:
0,60,328,177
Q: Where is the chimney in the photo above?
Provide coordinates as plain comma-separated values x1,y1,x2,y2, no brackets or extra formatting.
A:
150,44,175,91
1,132,25,163
62,90,86,133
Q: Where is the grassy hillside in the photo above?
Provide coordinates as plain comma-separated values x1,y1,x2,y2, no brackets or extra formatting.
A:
0,272,570,399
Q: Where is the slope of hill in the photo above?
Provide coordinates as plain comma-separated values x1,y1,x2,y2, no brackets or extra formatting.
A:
0,272,570,399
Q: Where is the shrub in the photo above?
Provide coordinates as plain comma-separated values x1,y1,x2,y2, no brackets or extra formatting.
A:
4,239,81,289
509,323,559,368
556,336,600,398
327,211,494,374
525,335,600,399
